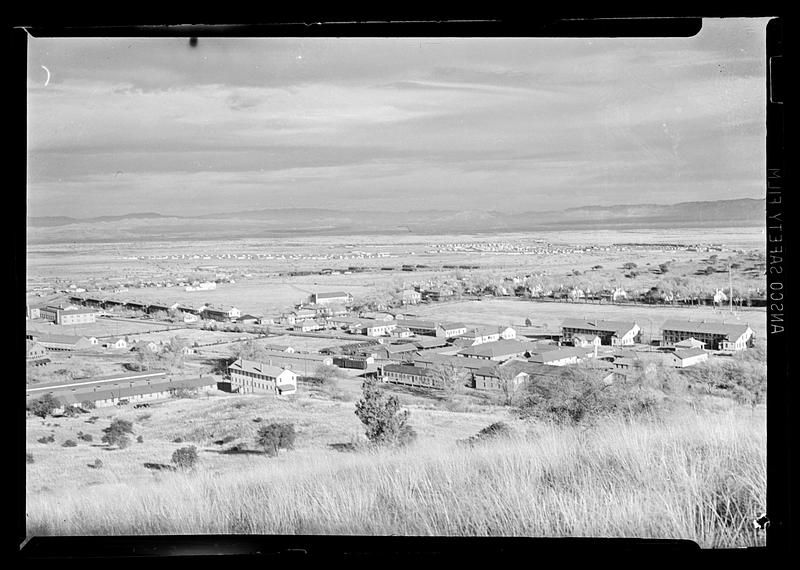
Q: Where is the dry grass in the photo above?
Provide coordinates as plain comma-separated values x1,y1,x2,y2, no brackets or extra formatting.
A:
26,398,765,547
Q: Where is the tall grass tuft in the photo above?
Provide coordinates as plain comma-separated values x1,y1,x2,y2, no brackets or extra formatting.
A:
25,408,764,547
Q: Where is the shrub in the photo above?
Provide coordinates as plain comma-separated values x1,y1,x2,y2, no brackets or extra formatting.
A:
101,419,135,449
355,378,416,447
173,437,184,443
171,446,199,470
78,433,93,442
256,423,297,457
62,405,81,417
476,421,513,440
26,453,34,464
62,439,77,447
37,435,55,444
27,394,62,419
137,435,144,443
92,459,103,469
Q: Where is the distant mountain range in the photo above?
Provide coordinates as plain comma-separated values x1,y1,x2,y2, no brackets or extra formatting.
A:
26,198,766,243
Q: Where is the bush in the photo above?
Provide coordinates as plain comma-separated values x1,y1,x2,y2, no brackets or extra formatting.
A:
137,435,144,443
26,453,34,464
101,419,135,449
62,439,77,447
355,378,416,447
171,446,199,470
516,365,662,426
37,435,55,444
78,432,93,442
62,406,81,417
92,458,103,469
173,437,184,443
256,423,297,457
27,394,62,419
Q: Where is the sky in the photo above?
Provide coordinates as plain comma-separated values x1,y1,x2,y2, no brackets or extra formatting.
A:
26,19,770,218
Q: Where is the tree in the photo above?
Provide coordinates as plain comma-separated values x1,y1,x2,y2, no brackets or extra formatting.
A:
428,362,467,397
101,418,135,449
230,339,268,362
314,364,341,387
256,423,297,457
498,367,524,406
354,378,416,446
27,394,61,419
133,346,159,371
171,446,199,470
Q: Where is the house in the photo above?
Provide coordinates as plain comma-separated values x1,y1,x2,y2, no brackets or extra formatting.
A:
455,326,501,345
103,337,128,349
673,337,707,350
183,313,199,324
227,358,298,395
660,320,754,351
177,303,206,316
457,340,533,362
413,337,450,350
39,305,98,325
258,350,334,377
527,346,593,366
147,301,181,314
498,326,517,340
203,305,242,322
391,326,413,339
560,319,641,346
87,336,99,345
362,312,395,321
47,376,218,408
125,300,149,313
281,309,319,325
237,314,263,325
395,318,440,336
571,334,602,348
130,340,160,353
399,290,422,305
36,333,92,352
472,361,615,391
295,320,323,332
26,340,48,362
381,364,443,389
362,320,398,337
667,348,709,368
374,343,419,360
308,292,352,306
26,305,42,320
441,322,468,337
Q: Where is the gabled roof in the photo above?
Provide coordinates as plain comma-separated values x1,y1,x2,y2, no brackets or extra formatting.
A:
441,322,467,331
561,319,638,336
412,353,488,370
527,346,589,363
399,319,439,330
673,348,708,360
314,291,349,299
383,364,435,377
458,340,531,358
413,338,449,349
674,337,707,349
36,333,88,345
661,320,752,339
381,343,418,354
228,358,295,378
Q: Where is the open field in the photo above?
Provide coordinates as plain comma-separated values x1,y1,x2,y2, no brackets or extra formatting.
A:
25,390,766,547
25,318,184,339
26,227,764,317
404,299,767,340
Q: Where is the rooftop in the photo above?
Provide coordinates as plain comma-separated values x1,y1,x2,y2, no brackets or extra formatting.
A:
561,319,638,336
458,340,532,358
228,358,294,377
661,320,752,339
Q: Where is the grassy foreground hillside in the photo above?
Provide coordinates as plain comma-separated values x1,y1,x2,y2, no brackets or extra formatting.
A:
26,388,765,547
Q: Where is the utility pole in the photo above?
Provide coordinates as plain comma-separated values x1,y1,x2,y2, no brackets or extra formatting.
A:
729,263,733,315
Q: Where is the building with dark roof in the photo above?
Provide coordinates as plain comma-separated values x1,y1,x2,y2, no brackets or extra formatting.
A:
457,339,533,361
227,358,298,395
40,305,98,325
560,319,641,346
381,364,443,389
308,292,352,305
35,333,92,351
667,348,709,367
660,320,754,351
